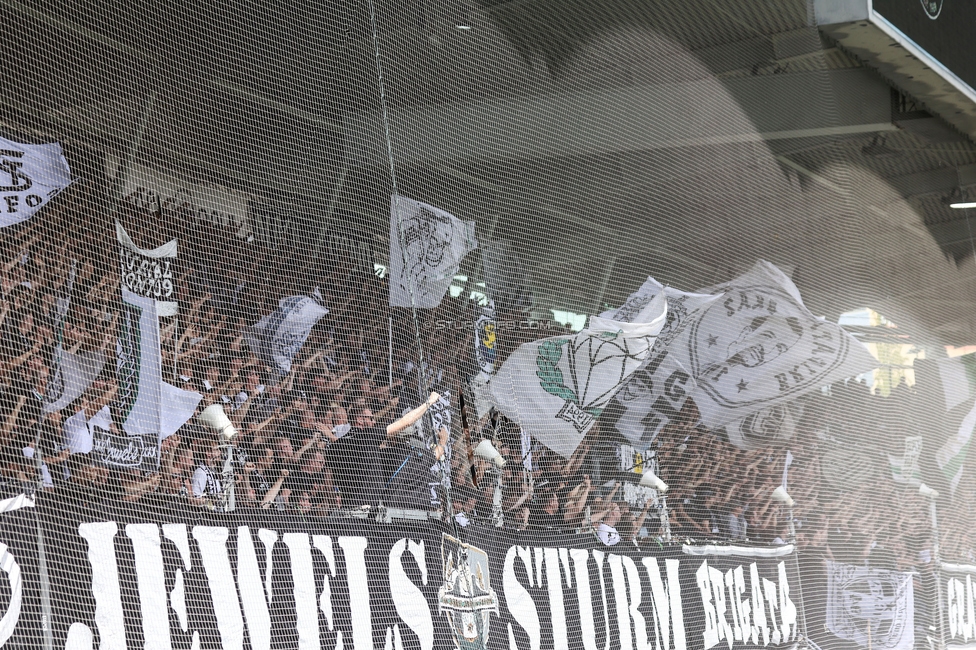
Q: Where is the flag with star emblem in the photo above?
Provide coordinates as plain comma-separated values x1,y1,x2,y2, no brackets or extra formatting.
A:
490,294,667,458
604,261,877,444
676,261,877,428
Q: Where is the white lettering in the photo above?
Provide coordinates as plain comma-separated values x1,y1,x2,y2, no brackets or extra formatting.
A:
643,557,686,650
338,536,372,650
749,564,769,646
949,578,960,639
545,548,570,650
313,535,337,631
777,562,797,643
966,574,976,641
389,539,433,650
593,550,613,650
126,524,170,650
78,522,126,650
284,533,319,650
724,570,742,642
193,526,244,649
504,546,540,650
732,567,751,645
571,549,599,650
162,524,191,633
609,554,651,650
763,579,780,645
697,561,719,650
0,542,23,646
236,527,272,650
708,566,733,649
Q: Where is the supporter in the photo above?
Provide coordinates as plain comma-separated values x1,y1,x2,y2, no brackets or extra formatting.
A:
1,191,970,573
190,439,224,507
727,502,748,541
62,382,116,454
326,393,440,508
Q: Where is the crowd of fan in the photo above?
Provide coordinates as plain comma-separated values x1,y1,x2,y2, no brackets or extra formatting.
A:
1,188,975,566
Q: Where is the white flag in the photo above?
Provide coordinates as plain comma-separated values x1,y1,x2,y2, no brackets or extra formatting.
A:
116,289,163,438
605,281,718,446
245,295,328,374
43,350,106,414
491,293,667,458
160,381,202,439
599,276,667,324
389,195,478,308
826,561,914,650
45,259,105,414
935,397,976,494
116,221,179,317
680,260,877,428
0,137,71,228
889,436,923,485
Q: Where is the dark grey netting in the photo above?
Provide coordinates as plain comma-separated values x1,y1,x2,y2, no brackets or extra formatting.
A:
0,0,974,649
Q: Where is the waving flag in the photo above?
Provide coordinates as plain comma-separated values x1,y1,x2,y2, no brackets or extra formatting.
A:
0,136,71,228
245,294,328,374
491,294,667,457
389,195,477,308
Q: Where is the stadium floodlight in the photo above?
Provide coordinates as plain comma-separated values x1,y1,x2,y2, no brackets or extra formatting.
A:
949,202,976,209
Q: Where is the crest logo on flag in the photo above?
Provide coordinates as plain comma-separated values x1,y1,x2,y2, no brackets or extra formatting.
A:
0,149,33,192
537,332,651,433
688,286,854,408
474,303,497,375
438,534,498,650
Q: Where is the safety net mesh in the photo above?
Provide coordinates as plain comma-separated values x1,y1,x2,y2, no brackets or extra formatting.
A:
0,0,974,649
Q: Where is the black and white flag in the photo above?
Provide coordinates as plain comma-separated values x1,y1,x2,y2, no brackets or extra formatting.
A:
678,261,877,428
389,195,478,308
605,280,718,446
826,561,915,650
721,402,803,450
116,221,179,317
0,136,71,228
608,262,876,444
245,294,328,374
44,350,106,414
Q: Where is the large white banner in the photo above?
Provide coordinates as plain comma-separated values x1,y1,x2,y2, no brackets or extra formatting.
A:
0,137,71,228
492,294,667,458
389,195,478,308
607,281,718,446
677,261,877,428
245,294,329,374
826,561,915,650
43,350,106,414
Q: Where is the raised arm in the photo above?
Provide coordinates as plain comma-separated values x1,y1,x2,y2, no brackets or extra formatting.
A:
260,469,290,508
386,392,440,437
